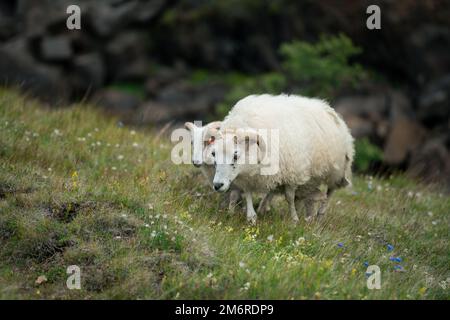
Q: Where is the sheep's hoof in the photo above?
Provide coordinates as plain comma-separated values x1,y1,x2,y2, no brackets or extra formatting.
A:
247,215,257,225
292,216,300,224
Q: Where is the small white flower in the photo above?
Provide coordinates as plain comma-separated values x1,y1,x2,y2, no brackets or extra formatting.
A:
267,235,274,242
111,166,117,171
130,130,136,135
132,142,139,147
427,211,433,217
143,223,150,228
239,262,246,268
117,155,124,160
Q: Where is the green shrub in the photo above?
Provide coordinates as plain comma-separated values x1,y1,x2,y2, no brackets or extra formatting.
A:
354,138,383,172
215,34,368,117
280,33,367,98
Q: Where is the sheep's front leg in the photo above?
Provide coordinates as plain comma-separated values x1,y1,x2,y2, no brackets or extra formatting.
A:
244,192,257,224
228,189,241,214
257,192,274,214
285,185,299,223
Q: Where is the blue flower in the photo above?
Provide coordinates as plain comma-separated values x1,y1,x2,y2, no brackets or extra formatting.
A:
393,265,405,272
387,244,394,251
363,261,369,267
337,242,344,248
389,256,402,262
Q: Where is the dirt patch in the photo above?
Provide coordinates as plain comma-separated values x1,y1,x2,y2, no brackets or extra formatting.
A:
0,182,33,199
47,201,95,223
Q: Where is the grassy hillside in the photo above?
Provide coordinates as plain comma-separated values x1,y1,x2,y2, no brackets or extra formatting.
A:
0,90,448,299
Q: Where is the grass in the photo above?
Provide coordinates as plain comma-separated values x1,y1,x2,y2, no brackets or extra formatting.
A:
0,89,449,300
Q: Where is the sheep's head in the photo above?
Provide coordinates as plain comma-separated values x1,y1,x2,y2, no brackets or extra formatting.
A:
212,128,265,192
184,121,221,167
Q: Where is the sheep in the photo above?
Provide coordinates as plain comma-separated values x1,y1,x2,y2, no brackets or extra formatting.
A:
211,94,354,224
184,121,242,212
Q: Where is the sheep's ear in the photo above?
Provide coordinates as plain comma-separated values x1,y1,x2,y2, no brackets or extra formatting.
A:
184,122,195,131
207,121,222,131
238,129,266,162
205,121,221,141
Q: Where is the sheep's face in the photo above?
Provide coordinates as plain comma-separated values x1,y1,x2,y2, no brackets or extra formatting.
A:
185,121,221,167
212,130,264,192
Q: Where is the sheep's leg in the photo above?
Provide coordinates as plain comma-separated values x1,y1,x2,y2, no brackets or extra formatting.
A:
285,185,299,223
303,197,316,222
244,192,257,224
257,192,274,214
228,189,241,214
317,188,334,218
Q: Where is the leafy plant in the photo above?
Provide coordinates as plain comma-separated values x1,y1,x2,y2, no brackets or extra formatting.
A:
354,138,383,172
215,34,368,118
280,33,367,98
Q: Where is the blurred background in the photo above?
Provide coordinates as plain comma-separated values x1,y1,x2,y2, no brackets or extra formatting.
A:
0,0,449,188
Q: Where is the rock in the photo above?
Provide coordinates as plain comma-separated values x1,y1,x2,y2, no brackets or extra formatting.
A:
334,94,388,124
408,136,450,189
106,32,149,81
35,275,48,285
383,118,427,165
0,39,70,103
72,53,105,91
40,36,73,62
407,25,450,82
156,82,226,115
93,89,141,118
137,101,185,124
342,114,375,139
418,75,450,127
88,1,139,37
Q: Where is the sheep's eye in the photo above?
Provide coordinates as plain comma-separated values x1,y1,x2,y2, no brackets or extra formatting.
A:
233,153,238,161
212,151,215,157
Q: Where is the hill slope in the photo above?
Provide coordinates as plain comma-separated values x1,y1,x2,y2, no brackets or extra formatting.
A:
0,90,448,299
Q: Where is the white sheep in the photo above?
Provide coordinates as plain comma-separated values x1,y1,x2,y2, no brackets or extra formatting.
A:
184,121,241,212
211,94,354,224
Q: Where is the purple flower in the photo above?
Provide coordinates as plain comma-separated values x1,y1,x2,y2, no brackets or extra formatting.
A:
337,242,344,248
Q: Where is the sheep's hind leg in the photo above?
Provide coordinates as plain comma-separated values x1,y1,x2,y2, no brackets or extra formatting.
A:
285,185,299,223
317,188,334,218
244,192,257,224
257,192,274,214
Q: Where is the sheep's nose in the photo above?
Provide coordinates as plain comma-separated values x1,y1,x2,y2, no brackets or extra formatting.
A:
192,161,202,167
213,183,224,191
